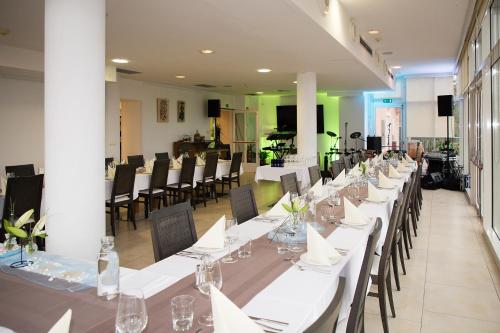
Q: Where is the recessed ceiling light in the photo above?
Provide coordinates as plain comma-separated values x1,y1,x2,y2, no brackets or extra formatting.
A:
391,66,402,69
368,29,380,35
200,49,215,54
257,68,272,73
112,58,129,64
175,75,186,79
256,91,264,95
293,81,297,84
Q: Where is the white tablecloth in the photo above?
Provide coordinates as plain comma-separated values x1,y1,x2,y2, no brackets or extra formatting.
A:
130,169,412,332
255,164,312,189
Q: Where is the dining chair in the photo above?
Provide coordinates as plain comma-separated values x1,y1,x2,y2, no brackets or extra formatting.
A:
1,175,44,245
352,153,360,165
5,164,35,177
229,184,258,224
342,155,353,171
401,172,417,257
280,172,300,196
303,277,346,333
337,157,346,172
105,164,136,236
127,155,145,169
196,153,218,207
331,161,344,179
155,152,170,161
150,202,198,262
220,152,243,195
369,196,402,333
308,165,322,186
166,156,196,208
345,218,382,333
105,157,114,170
138,159,170,218
393,180,412,282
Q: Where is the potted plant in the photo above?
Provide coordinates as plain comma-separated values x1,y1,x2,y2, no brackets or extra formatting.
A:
259,150,270,166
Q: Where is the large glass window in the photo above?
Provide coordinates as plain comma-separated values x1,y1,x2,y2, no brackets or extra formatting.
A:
492,60,500,238
492,0,500,47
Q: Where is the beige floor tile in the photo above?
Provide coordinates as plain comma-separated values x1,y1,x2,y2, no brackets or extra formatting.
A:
423,283,500,322
426,247,488,269
365,285,424,322
426,263,495,291
421,311,500,333
364,312,421,333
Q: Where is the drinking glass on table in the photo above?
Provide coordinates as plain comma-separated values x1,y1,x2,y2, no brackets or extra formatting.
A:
198,258,223,327
324,177,333,185
222,218,238,263
275,230,289,254
237,236,252,259
171,295,195,332
115,289,148,333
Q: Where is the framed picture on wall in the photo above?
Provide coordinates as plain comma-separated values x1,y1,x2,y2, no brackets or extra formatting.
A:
177,100,186,123
157,98,169,123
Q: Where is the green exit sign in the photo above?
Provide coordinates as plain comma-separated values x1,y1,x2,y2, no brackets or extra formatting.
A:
383,98,393,103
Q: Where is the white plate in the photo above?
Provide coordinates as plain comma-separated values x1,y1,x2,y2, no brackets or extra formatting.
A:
299,252,341,266
377,185,397,190
364,197,389,204
190,246,226,254
340,218,370,227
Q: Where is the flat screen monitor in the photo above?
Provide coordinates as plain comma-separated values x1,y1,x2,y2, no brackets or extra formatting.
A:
276,105,324,133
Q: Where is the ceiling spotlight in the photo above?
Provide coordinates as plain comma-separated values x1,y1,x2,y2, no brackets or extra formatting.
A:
175,75,186,79
200,49,215,54
391,66,402,69
368,29,380,35
112,58,129,64
257,68,272,73
256,91,264,95
293,81,297,84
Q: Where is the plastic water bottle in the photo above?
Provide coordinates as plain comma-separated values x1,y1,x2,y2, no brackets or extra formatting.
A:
97,236,119,300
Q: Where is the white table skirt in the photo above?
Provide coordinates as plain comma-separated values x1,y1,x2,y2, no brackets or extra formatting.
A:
134,172,410,332
255,164,312,189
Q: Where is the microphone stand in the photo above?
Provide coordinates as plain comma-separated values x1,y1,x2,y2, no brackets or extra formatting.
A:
344,122,348,154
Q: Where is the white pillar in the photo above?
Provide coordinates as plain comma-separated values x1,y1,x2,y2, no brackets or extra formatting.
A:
296,72,317,160
45,0,105,260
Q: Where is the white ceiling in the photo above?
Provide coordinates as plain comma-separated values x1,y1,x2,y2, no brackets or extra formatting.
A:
339,0,472,77
0,0,472,94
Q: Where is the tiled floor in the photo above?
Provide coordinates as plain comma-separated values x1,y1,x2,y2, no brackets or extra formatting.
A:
109,173,500,333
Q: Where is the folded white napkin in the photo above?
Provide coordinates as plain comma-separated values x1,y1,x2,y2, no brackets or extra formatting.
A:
172,159,182,169
308,178,324,197
107,165,116,179
0,177,6,195
120,271,174,299
266,192,291,217
388,164,402,178
349,165,361,177
367,182,386,202
332,169,346,186
405,153,414,163
193,215,226,249
210,285,264,333
306,224,341,265
396,161,408,173
196,156,206,166
176,155,184,164
145,159,155,173
344,198,369,225
48,309,72,333
378,171,394,189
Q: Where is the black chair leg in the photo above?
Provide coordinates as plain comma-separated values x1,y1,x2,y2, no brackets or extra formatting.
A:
411,207,418,237
398,240,407,275
378,282,389,333
391,244,401,291
110,205,116,236
129,203,137,229
387,267,396,318
221,181,225,196
144,197,149,219
213,183,218,203
202,184,207,207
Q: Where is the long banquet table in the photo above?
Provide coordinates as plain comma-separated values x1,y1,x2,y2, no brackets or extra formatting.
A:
0,164,415,333
255,164,313,189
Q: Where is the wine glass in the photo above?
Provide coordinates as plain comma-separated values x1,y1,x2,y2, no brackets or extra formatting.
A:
222,218,238,264
115,289,148,333
198,258,223,327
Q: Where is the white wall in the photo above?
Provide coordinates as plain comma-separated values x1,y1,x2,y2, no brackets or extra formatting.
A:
0,77,44,174
339,95,365,150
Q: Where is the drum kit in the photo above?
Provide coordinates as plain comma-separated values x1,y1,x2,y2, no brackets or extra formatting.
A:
325,129,365,163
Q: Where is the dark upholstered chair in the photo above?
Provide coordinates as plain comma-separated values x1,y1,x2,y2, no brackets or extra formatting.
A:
150,202,197,262
331,161,344,179
166,157,196,208
105,157,114,170
229,184,258,224
5,164,35,177
304,277,346,333
342,155,352,171
155,152,170,161
280,172,300,196
138,159,170,218
127,155,145,169
220,152,243,195
308,165,322,186
196,154,218,207
346,219,382,333
105,164,136,236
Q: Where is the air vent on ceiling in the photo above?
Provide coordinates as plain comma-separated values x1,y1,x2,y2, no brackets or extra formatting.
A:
194,84,216,88
382,51,393,56
116,68,141,75
359,37,373,56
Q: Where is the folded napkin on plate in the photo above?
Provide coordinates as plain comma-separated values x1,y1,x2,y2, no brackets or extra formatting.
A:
306,223,341,265
210,285,264,333
48,309,72,333
367,182,386,202
423,159,428,169
308,178,324,197
266,192,291,216
144,159,155,173
196,156,206,166
332,169,346,186
172,159,182,169
349,165,361,177
388,164,402,178
396,161,408,173
378,171,395,189
405,153,414,163
1,176,6,195
120,271,173,299
193,215,226,249
344,197,369,225
107,165,116,179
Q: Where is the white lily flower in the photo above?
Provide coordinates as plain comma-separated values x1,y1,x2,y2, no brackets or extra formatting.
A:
14,209,34,228
32,215,47,237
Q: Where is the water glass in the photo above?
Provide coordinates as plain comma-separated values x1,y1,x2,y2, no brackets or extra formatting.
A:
275,231,288,254
115,289,148,333
171,295,194,332
222,218,238,264
198,258,223,327
237,237,252,259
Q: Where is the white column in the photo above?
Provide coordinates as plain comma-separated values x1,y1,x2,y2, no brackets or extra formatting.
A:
296,72,317,160
45,0,105,260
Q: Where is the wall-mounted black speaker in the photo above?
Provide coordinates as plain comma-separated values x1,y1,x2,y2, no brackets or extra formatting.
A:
437,95,453,117
208,99,221,117
367,136,382,153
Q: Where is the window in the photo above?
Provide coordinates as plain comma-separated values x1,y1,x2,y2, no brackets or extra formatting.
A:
492,60,500,238
492,0,500,48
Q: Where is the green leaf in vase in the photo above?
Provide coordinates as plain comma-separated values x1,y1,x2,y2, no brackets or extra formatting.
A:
3,219,27,238
282,203,293,213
